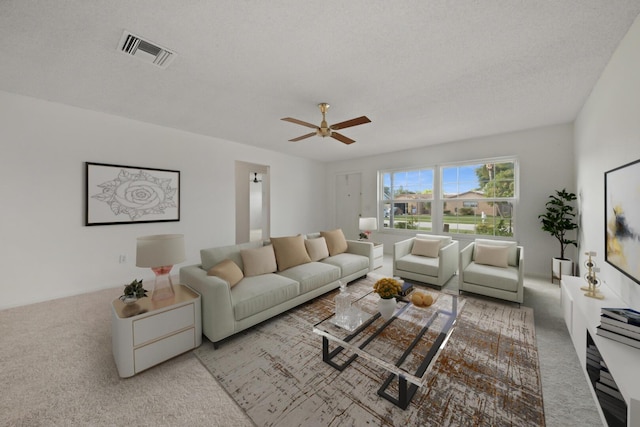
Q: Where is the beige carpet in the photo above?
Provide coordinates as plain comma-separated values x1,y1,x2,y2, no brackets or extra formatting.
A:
195,276,544,426
0,286,250,427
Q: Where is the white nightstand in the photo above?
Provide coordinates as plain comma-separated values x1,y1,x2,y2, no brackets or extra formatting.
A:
111,284,202,378
372,242,384,269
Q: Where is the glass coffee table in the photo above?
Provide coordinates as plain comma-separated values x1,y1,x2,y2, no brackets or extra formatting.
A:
313,288,461,409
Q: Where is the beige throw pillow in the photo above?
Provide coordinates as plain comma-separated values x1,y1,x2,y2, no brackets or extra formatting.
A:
270,235,312,271
207,258,244,287
240,245,277,277
411,238,441,258
320,229,348,256
474,244,509,268
475,239,518,266
305,237,329,261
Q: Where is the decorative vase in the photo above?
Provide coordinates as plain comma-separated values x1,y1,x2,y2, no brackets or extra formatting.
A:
377,297,396,320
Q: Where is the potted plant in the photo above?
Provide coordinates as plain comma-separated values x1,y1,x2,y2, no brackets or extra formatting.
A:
538,188,578,280
119,279,148,303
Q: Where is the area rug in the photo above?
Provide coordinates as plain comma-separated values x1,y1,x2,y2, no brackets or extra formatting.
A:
194,275,545,426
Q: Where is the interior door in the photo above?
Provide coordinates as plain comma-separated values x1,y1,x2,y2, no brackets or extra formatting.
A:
335,172,361,239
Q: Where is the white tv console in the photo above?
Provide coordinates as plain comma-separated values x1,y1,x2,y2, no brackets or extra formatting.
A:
561,275,640,426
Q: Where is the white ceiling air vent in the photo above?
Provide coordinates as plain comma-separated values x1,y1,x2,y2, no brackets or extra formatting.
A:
118,31,176,69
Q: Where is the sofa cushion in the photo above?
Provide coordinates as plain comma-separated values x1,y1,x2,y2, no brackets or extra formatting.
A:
474,244,509,268
201,240,262,272
411,238,441,258
322,253,369,277
231,274,300,321
305,237,329,261
463,262,519,292
321,229,348,256
396,254,440,277
277,262,340,294
207,259,244,287
270,235,312,271
474,239,518,266
240,244,277,277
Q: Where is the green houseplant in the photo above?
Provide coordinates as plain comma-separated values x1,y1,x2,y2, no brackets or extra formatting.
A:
538,188,578,278
119,279,148,302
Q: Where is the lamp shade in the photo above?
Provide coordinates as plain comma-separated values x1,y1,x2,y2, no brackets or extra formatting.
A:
359,217,378,231
136,234,185,268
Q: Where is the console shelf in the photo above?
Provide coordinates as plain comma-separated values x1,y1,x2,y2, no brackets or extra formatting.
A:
561,275,640,426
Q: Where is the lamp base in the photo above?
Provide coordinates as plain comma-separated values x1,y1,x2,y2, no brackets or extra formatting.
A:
151,266,176,301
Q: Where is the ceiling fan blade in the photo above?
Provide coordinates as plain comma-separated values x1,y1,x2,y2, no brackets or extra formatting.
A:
330,132,355,145
281,117,318,129
289,132,316,142
330,116,371,130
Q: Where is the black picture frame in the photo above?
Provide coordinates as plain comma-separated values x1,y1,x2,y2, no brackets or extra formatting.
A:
605,158,640,284
85,162,180,226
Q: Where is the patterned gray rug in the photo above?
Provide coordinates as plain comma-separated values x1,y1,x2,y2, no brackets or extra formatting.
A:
195,275,544,426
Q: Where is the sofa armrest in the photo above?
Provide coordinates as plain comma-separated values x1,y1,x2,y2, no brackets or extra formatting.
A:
346,240,374,271
394,238,414,260
438,240,459,279
459,242,474,283
180,264,234,342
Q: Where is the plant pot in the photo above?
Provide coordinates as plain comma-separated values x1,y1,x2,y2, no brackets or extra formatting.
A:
377,297,397,320
552,258,573,279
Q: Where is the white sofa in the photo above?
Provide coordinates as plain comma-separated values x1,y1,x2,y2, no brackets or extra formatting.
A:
459,239,524,304
392,234,459,287
179,231,373,346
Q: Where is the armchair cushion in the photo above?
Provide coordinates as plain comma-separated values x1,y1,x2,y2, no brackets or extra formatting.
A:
463,263,520,292
411,238,441,258
474,244,509,268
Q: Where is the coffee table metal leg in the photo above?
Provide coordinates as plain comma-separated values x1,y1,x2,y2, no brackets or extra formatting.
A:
322,336,358,371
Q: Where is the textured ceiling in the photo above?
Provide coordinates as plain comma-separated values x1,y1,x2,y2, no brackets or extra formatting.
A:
1,1,639,162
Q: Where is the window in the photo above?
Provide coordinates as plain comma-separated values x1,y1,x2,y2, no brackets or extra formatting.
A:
378,159,517,237
382,168,434,231
441,161,516,237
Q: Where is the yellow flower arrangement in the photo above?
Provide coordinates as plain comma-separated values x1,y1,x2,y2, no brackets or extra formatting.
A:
373,277,402,299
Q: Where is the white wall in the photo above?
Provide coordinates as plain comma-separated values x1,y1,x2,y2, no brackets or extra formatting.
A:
0,91,327,309
575,14,640,308
326,124,576,278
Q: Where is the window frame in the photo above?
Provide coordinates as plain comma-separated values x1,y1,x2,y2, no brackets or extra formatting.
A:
378,157,519,239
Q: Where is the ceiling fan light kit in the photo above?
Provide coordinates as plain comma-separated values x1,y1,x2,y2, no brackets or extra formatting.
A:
282,103,371,145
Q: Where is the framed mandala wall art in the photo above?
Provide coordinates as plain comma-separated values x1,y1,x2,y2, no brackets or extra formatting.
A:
85,162,180,226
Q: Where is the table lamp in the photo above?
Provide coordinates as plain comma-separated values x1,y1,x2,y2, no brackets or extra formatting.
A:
136,234,185,301
359,217,377,240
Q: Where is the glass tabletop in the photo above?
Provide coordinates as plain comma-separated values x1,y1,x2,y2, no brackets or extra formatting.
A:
313,287,461,391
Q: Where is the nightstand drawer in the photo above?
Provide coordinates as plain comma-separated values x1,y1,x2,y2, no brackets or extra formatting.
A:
134,328,195,373
133,303,194,346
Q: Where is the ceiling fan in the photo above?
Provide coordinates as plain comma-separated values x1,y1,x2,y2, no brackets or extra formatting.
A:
281,103,371,145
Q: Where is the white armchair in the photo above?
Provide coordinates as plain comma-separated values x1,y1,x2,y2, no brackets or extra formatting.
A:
393,234,459,288
459,239,524,304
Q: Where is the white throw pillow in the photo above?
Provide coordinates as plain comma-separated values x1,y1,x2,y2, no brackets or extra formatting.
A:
411,238,441,258
305,237,330,261
415,234,452,247
474,244,509,268
240,245,277,277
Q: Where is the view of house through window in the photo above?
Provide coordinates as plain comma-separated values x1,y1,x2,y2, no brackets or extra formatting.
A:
380,160,516,237
382,168,434,231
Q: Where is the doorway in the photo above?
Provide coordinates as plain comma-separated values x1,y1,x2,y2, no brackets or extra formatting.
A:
235,161,270,244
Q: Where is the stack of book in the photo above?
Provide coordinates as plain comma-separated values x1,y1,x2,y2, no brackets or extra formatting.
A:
596,360,627,425
596,307,640,349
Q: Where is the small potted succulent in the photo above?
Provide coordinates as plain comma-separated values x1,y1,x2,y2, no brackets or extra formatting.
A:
119,279,148,304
